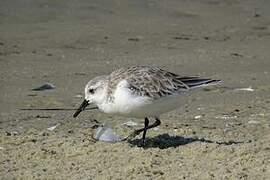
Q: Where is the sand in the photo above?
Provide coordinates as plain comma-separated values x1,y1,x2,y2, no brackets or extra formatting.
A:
0,0,270,179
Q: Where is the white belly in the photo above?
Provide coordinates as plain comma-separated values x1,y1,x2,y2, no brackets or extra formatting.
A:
99,80,187,118
124,95,185,118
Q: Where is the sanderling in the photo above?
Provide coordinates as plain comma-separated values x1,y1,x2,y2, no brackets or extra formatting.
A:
73,66,220,145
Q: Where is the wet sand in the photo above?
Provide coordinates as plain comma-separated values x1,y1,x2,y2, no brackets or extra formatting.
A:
0,0,270,179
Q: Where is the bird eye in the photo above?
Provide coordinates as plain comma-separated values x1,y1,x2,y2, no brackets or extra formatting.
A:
89,88,95,94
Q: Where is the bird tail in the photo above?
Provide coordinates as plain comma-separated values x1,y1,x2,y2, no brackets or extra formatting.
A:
179,76,221,89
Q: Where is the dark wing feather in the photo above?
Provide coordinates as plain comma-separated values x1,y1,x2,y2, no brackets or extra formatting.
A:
178,76,221,88
123,66,189,99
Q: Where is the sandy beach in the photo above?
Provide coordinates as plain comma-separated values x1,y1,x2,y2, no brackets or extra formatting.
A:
0,0,270,179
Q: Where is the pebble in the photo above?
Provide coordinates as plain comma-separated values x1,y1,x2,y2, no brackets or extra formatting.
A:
74,94,83,98
47,124,59,131
32,83,55,91
122,121,138,127
248,120,260,124
234,87,254,92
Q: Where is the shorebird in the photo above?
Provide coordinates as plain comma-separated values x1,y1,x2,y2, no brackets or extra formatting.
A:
73,66,220,145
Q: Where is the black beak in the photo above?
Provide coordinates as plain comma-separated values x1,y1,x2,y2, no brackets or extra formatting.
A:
73,99,89,118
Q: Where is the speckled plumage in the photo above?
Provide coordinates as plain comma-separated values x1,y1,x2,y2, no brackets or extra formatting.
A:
106,66,217,101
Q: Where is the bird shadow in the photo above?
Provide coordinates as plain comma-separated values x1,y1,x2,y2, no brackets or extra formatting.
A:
128,133,250,149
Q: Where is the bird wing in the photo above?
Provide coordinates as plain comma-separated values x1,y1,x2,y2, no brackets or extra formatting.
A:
123,66,190,99
108,66,220,100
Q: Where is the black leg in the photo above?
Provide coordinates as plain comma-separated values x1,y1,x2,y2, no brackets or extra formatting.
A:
146,117,161,130
124,117,161,141
142,117,149,145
